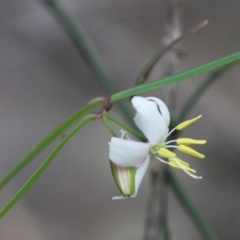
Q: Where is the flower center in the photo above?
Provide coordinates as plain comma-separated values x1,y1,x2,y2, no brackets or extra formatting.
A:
149,115,207,179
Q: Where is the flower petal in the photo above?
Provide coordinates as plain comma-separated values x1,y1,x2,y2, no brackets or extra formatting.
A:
133,154,150,196
109,137,150,167
146,97,170,126
132,96,168,145
112,154,150,200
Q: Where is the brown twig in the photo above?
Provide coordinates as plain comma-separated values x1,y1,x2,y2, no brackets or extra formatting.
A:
144,163,169,240
143,1,182,239
161,0,182,113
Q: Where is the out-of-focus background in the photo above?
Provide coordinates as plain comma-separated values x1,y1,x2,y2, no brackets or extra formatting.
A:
0,0,240,239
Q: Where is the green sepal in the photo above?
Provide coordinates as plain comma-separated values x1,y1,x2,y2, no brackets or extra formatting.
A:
110,161,136,197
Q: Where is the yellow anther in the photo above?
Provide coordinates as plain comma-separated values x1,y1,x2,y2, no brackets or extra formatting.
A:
158,148,176,158
169,160,196,173
178,158,189,167
177,138,207,145
170,157,190,167
178,145,205,158
176,115,202,130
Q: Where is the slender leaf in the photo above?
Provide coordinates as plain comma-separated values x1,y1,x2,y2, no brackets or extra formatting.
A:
45,0,136,130
136,20,208,85
0,97,104,190
178,62,238,122
110,51,240,102
0,114,95,218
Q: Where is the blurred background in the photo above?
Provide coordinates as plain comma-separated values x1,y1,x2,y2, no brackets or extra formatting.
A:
0,0,240,239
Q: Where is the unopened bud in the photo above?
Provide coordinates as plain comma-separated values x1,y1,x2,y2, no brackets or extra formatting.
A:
110,161,136,197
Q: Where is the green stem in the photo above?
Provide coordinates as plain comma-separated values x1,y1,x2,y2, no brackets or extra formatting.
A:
104,112,146,141
102,112,117,137
168,170,218,240
178,62,238,122
0,114,95,219
45,0,136,131
46,0,113,93
135,20,208,85
110,51,240,102
0,97,104,191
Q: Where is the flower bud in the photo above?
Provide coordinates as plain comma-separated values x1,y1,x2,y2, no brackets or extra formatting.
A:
110,161,136,197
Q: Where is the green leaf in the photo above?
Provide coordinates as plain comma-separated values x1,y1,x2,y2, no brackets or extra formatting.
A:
135,20,208,86
0,114,95,219
110,51,240,102
178,62,238,122
0,97,104,191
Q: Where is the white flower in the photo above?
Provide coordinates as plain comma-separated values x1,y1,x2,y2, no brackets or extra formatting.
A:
109,130,150,200
109,96,206,199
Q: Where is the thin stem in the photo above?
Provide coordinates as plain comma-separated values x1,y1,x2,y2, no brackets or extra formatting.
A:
110,51,240,102
178,62,238,122
0,114,95,218
45,0,136,131
102,112,117,137
104,112,146,141
160,0,182,113
135,20,208,86
0,97,104,191
45,0,113,93
168,170,218,240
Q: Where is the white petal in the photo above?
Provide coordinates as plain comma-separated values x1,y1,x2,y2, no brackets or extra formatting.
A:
112,155,150,200
159,127,169,143
133,154,150,196
132,96,168,146
146,97,170,126
109,137,150,167
112,195,129,200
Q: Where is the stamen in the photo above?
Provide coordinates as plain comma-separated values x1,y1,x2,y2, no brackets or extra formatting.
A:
169,157,202,179
158,148,176,158
177,138,207,145
155,156,202,179
178,145,205,158
169,161,195,173
164,145,178,149
166,127,177,138
164,139,177,145
176,115,202,130
170,157,190,167
155,156,172,165
169,158,191,173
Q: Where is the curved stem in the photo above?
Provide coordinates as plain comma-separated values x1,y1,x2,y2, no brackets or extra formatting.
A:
135,20,207,86
104,112,146,141
102,112,117,137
